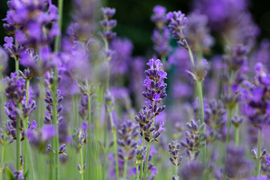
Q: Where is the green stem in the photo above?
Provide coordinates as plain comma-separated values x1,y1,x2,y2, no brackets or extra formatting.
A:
197,80,206,167
143,109,156,180
226,109,232,143
197,81,204,121
54,0,63,52
0,145,4,180
123,157,128,180
102,112,108,180
136,165,139,180
80,148,84,180
53,0,63,178
49,153,53,180
15,58,19,78
108,111,119,180
23,80,30,178
207,144,212,167
180,29,194,67
28,142,36,180
52,66,59,180
139,132,145,180
16,103,22,170
175,165,178,177
86,81,92,180
103,51,111,180
222,109,233,180
235,127,239,147
256,129,262,177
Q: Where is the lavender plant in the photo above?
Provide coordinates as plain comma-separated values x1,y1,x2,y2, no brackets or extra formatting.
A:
0,1,270,180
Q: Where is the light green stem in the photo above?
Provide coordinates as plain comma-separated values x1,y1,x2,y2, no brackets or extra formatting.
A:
49,153,53,180
197,81,204,121
53,0,63,178
136,165,139,180
103,42,110,180
226,109,232,143
0,145,4,180
28,142,36,180
86,81,92,180
175,165,178,177
102,112,108,180
222,108,233,180
23,80,29,178
139,132,145,180
80,148,84,180
123,157,128,180
143,110,156,180
197,80,206,166
52,66,59,180
15,59,19,78
256,129,262,177
16,103,22,170
235,127,239,147
108,111,119,180
207,144,212,167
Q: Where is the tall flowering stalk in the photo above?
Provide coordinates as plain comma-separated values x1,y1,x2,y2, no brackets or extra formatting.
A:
104,90,119,180
73,128,87,180
117,120,139,179
151,5,170,64
4,72,25,170
243,63,270,177
167,10,208,165
53,0,64,179
168,140,183,180
99,7,117,180
134,58,167,179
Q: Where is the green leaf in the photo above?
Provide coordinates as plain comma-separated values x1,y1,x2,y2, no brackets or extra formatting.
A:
23,169,29,178
5,167,16,180
97,140,105,152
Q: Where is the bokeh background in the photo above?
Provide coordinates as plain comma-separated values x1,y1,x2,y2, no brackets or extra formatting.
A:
1,0,270,57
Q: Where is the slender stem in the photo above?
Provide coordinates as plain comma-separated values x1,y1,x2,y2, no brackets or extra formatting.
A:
52,66,59,180
123,157,128,180
136,165,139,180
226,109,232,143
103,54,111,180
52,0,63,178
80,148,84,180
256,129,262,177
139,132,145,180
28,142,36,180
143,112,156,179
180,29,194,67
207,144,212,166
15,59,19,78
102,112,108,180
54,0,63,52
49,153,53,180
16,103,22,170
197,81,204,121
86,81,92,180
0,145,4,180
235,127,239,147
108,111,119,180
222,108,233,180
23,80,30,177
175,165,178,177
197,80,206,167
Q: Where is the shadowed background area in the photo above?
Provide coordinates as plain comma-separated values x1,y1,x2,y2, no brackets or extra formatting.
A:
1,0,270,57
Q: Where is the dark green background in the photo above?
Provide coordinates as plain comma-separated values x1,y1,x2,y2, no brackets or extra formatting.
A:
1,0,270,57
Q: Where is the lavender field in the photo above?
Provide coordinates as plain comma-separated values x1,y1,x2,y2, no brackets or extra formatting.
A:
1,0,270,179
